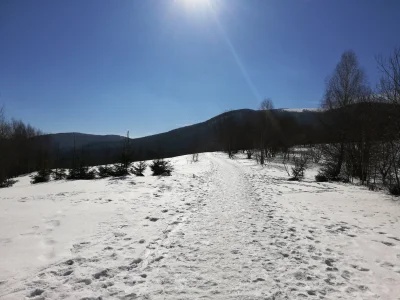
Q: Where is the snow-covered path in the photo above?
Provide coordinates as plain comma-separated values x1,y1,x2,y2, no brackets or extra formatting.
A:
1,153,400,299
143,154,269,298
142,154,400,299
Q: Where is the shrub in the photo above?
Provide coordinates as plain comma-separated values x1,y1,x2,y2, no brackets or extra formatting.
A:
110,163,130,177
0,178,17,188
368,183,378,191
192,153,199,163
31,168,51,184
131,161,147,176
317,162,344,182
67,164,96,180
291,155,308,180
52,168,67,180
246,150,253,159
389,185,400,196
150,159,173,176
315,173,328,182
97,165,113,178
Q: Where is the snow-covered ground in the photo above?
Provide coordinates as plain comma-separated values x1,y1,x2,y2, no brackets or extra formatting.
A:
0,153,399,299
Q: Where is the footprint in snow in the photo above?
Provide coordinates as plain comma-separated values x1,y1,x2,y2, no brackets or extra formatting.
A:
93,269,109,279
381,241,395,247
46,219,60,227
44,238,56,245
351,264,369,272
29,289,45,298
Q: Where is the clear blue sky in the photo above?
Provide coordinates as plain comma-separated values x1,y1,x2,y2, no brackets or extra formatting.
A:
1,0,399,136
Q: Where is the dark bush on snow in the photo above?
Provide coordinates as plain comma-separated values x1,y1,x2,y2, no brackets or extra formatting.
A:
150,159,173,176
110,163,130,177
318,160,343,182
31,169,51,184
315,173,328,182
52,168,67,181
131,161,147,176
0,178,17,188
291,155,308,180
67,164,96,180
389,185,400,196
97,165,113,178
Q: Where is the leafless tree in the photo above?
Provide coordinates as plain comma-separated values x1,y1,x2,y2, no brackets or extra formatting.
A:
322,51,369,109
260,98,274,110
319,51,370,180
374,48,400,194
376,47,400,105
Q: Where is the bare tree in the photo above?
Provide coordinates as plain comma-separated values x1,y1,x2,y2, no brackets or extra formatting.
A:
322,51,369,109
376,47,400,105
375,48,400,194
319,51,370,181
260,98,274,110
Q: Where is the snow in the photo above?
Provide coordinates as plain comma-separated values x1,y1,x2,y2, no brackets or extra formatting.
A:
1,153,399,299
279,108,320,113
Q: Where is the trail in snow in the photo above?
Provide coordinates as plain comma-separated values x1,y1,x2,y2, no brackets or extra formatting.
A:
141,154,400,299
0,153,399,299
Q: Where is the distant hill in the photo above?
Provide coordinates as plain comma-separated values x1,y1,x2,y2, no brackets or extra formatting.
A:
37,103,398,167
43,132,125,150
36,108,322,166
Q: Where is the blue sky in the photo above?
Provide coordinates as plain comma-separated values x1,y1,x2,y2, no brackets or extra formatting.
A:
0,0,399,136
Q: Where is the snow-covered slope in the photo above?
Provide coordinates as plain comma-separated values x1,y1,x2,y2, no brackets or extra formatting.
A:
0,153,399,299
279,108,319,112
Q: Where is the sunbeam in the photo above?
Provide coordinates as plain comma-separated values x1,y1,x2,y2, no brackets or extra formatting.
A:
207,2,261,103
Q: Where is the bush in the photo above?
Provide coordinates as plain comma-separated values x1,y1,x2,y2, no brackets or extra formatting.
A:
317,163,343,182
192,153,199,163
150,159,173,176
0,178,17,188
131,161,147,176
291,155,308,180
31,169,51,184
110,163,130,177
246,150,253,159
52,168,67,180
97,165,113,178
315,173,328,182
389,185,400,196
67,164,96,180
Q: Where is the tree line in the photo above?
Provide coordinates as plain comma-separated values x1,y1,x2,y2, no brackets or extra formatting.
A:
317,48,400,195
0,110,174,187
0,107,45,187
215,48,400,195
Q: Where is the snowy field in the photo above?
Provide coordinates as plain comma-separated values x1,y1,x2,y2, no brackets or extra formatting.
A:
0,153,399,299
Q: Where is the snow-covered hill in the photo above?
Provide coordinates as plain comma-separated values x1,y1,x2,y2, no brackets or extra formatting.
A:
0,153,399,299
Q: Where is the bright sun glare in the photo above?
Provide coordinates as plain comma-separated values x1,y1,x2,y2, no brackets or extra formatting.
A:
177,0,211,11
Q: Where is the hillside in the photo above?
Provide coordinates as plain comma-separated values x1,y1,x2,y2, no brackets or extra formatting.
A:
34,102,399,168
